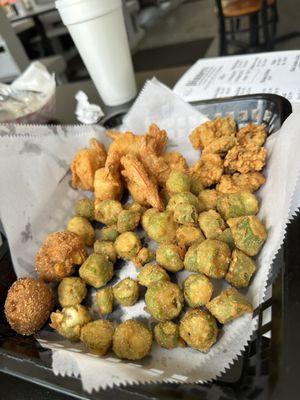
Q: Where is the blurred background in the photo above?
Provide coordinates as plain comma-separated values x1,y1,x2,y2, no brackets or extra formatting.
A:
1,0,299,87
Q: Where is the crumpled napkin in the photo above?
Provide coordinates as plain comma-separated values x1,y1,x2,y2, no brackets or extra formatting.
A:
75,91,104,125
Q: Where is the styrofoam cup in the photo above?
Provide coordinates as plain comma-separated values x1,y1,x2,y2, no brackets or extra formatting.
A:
56,0,137,106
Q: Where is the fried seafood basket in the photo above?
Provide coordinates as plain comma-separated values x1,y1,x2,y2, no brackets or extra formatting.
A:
0,94,298,400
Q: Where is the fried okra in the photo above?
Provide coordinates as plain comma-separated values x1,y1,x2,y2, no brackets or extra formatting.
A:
179,309,218,352
145,281,184,321
113,319,153,360
132,247,155,268
94,199,123,225
225,249,256,288
137,263,170,287
74,198,94,220
58,277,87,307
183,274,213,307
198,210,226,240
98,225,119,242
176,225,205,247
80,319,114,356
166,170,191,194
227,216,267,256
124,202,145,214
50,305,91,341
190,175,204,196
198,189,219,211
217,192,259,220
156,244,185,272
79,253,113,288
154,321,180,349
117,210,140,233
216,228,235,250
114,232,142,260
196,239,231,278
207,287,253,324
36,231,87,282
173,203,198,225
67,216,95,246
94,240,117,263
5,278,54,336
183,243,200,272
96,287,114,314
113,278,139,306
142,209,178,244
167,192,203,213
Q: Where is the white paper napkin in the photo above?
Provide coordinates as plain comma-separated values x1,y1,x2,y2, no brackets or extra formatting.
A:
0,79,300,392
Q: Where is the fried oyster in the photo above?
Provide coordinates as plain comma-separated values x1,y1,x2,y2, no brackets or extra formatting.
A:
189,116,237,150
36,231,87,281
71,138,107,191
224,143,267,174
190,154,224,187
216,172,266,194
237,123,267,147
202,136,237,156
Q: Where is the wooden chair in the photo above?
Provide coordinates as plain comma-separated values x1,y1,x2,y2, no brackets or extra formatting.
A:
215,0,278,55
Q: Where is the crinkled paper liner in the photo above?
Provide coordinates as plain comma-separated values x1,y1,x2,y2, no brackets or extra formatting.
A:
1,80,300,392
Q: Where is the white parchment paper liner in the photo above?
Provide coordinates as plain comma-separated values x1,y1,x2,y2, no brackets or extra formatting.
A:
1,80,300,392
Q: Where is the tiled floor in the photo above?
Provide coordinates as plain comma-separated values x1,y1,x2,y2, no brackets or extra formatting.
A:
133,0,216,87
132,0,300,88
139,0,300,56
138,0,216,50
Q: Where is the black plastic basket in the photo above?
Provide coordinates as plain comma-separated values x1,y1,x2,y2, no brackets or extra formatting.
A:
0,94,298,400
